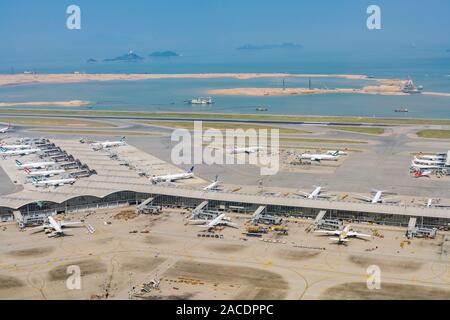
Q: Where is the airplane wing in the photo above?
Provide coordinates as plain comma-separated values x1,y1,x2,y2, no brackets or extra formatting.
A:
60,221,83,228
29,224,48,231
189,219,209,225
296,191,309,197
223,221,238,228
347,231,371,238
382,197,400,204
315,230,341,236
353,194,373,202
317,194,333,199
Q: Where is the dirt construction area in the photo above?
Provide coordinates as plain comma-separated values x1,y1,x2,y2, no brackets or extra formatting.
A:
0,207,449,300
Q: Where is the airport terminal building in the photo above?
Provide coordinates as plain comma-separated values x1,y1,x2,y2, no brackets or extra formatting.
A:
1,185,449,230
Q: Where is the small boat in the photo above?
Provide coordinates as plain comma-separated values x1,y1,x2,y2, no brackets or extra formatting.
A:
256,106,268,112
187,97,214,105
395,108,409,113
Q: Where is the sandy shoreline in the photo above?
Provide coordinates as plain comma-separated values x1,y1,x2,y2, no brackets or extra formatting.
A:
0,100,91,107
208,79,410,97
0,73,369,87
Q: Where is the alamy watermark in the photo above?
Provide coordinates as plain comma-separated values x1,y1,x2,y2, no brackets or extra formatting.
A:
366,265,381,290
66,265,82,290
66,5,81,30
367,5,382,30
170,121,280,176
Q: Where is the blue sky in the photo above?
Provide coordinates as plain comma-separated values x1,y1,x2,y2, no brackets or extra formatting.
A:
0,0,449,61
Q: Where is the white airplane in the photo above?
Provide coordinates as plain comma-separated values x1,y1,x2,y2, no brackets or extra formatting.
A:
0,144,31,150
413,170,433,178
32,176,76,188
15,159,56,170
228,146,261,154
327,149,348,156
24,167,65,177
92,137,126,149
425,198,450,208
296,186,332,199
315,224,371,244
413,157,445,165
0,147,40,156
0,123,12,133
354,190,399,204
151,166,195,184
411,162,442,170
203,175,221,191
191,214,237,231
300,150,340,162
30,216,83,237
416,154,447,161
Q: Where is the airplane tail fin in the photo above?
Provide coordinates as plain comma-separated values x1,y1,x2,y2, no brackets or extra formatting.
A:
0,147,6,152
332,150,340,156
24,167,31,174
188,166,195,173
31,177,38,183
120,136,126,142
214,175,218,182
15,160,22,166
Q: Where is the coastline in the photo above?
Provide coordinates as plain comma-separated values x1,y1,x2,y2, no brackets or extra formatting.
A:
0,100,91,107
0,73,369,87
208,79,409,97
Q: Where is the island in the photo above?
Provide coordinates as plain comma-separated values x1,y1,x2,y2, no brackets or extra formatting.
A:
149,51,181,58
104,51,144,62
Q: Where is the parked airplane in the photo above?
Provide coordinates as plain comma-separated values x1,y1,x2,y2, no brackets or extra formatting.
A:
296,186,332,199
327,149,348,156
416,153,447,161
411,162,442,170
92,137,126,149
425,198,450,208
151,166,195,184
0,147,40,156
32,176,76,188
315,224,371,244
354,190,399,204
413,170,432,178
203,175,221,191
0,144,31,150
413,157,445,165
16,160,56,170
24,167,65,177
0,123,11,134
30,216,83,237
228,146,261,154
191,213,237,231
300,150,340,162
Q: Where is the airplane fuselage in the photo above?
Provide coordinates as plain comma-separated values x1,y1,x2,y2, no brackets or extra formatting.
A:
16,161,56,170
0,148,40,156
151,172,193,183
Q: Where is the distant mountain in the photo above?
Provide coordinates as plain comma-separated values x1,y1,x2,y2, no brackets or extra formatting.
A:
149,51,181,58
104,51,144,62
86,58,97,63
237,42,303,50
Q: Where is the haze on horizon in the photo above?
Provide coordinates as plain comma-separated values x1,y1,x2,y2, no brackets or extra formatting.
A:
0,0,449,66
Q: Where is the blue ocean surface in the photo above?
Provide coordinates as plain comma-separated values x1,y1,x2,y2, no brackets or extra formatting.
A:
0,49,449,118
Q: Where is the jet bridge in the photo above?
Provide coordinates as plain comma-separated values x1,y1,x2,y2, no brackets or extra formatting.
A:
192,201,209,215
252,206,282,225
136,197,161,214
314,210,327,225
